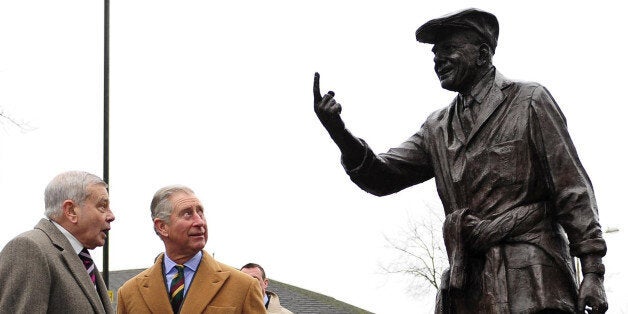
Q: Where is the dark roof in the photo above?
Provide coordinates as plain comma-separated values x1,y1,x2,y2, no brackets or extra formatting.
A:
107,269,374,314
267,279,373,314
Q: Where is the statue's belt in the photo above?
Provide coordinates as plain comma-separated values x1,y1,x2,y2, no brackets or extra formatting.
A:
443,202,548,289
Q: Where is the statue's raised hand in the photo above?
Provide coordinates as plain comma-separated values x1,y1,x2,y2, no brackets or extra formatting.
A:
313,72,345,134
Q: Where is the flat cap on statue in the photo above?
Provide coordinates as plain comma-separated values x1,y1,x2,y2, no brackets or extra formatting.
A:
415,8,499,51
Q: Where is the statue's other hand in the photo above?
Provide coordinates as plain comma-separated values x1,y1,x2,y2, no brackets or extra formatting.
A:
313,72,344,133
578,273,608,314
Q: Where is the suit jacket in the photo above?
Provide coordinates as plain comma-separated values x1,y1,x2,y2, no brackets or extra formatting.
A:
344,70,606,313
0,219,113,314
117,250,265,314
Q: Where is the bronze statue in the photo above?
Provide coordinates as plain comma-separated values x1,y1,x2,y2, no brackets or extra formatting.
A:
313,8,608,314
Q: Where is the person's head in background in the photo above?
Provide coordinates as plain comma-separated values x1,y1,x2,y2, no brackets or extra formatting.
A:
241,263,268,296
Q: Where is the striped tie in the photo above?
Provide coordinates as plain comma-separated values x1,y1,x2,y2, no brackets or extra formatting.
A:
78,248,96,285
170,264,185,313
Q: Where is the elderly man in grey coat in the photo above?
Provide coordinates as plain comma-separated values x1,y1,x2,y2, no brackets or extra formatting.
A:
0,171,115,313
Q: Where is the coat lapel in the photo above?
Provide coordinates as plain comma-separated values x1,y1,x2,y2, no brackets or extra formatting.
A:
36,219,106,314
466,71,511,143
94,270,113,313
180,251,230,313
138,254,174,314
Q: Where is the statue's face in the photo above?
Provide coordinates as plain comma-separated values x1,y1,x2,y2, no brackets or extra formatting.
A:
431,31,482,93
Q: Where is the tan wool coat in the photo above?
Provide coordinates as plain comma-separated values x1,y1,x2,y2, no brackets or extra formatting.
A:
117,250,265,314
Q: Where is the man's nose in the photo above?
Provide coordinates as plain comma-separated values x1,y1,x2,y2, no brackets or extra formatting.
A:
106,208,115,222
192,212,205,225
433,53,444,65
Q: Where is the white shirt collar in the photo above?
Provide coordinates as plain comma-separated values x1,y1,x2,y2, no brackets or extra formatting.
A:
263,292,269,307
50,219,84,254
164,251,203,273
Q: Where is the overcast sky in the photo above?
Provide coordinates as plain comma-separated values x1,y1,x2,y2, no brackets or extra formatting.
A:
1,1,626,313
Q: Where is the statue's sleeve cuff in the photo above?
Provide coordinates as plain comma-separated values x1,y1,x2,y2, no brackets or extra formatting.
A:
569,238,607,257
580,254,605,276
342,138,372,175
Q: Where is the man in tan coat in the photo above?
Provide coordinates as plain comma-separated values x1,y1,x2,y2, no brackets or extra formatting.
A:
117,185,265,314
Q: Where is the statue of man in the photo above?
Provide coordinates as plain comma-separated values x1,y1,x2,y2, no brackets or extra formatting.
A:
313,8,608,314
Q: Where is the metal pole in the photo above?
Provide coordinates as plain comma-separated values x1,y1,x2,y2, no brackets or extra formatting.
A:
103,0,110,288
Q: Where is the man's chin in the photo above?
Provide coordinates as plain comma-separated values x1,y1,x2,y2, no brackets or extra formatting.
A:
438,78,457,91
191,239,207,250
86,242,104,250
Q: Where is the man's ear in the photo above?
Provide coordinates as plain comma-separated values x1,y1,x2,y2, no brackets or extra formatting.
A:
62,200,79,223
477,43,491,66
154,218,168,237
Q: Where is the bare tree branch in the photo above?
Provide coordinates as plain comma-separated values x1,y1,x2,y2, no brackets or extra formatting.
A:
0,109,34,132
381,203,447,296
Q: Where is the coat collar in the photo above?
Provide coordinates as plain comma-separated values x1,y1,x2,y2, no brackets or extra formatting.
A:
138,250,231,314
450,70,512,144
35,219,108,313
137,255,172,313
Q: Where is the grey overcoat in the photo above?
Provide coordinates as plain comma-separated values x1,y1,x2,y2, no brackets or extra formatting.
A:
0,218,113,314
